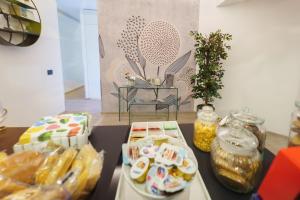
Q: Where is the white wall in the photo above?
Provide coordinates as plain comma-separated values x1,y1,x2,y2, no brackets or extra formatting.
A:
58,11,85,92
0,0,65,127
198,0,300,135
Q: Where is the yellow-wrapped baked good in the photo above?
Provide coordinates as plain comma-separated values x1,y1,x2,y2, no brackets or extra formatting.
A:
0,151,44,184
35,148,63,184
1,186,70,200
44,148,77,185
0,152,7,163
0,175,28,198
62,144,103,199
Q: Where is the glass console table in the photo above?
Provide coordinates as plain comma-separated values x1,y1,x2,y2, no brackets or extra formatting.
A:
118,85,178,122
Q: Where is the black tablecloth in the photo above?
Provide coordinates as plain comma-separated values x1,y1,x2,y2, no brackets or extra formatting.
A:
179,124,275,200
87,124,275,200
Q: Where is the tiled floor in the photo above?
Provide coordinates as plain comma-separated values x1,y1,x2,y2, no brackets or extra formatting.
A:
64,88,288,155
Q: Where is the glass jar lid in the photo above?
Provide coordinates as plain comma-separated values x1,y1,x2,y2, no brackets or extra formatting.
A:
197,106,218,123
217,126,259,156
231,108,265,125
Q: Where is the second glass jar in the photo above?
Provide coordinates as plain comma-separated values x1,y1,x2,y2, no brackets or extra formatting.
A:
193,106,218,152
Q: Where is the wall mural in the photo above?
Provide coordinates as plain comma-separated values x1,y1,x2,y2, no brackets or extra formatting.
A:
139,21,180,66
98,0,199,112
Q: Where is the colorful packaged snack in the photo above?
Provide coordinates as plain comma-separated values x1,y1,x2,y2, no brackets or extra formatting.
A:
130,157,150,183
163,175,186,193
155,143,187,166
177,158,197,181
146,165,169,195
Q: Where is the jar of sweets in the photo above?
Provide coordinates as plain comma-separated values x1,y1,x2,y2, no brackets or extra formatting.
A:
193,106,218,152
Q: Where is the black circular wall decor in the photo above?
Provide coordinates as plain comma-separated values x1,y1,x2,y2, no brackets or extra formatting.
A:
0,0,41,47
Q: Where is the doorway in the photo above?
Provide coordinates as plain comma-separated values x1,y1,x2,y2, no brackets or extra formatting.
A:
56,0,101,120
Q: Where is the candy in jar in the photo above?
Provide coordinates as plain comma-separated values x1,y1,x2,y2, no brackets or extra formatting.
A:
193,106,218,152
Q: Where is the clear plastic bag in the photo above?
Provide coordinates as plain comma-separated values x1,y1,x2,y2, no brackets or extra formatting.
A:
0,175,29,198
35,147,64,184
44,148,78,185
0,151,45,184
1,185,71,200
61,144,104,200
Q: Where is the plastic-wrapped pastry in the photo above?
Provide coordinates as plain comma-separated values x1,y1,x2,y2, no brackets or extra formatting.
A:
61,144,104,200
130,157,150,183
0,175,28,198
0,151,45,184
35,147,63,184
0,152,7,163
85,151,104,192
1,185,70,200
44,148,77,185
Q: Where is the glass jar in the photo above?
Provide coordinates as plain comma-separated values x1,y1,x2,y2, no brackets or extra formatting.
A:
221,109,266,153
211,126,262,193
193,106,218,152
288,101,300,147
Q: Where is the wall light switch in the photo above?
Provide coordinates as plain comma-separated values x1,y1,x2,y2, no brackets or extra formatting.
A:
47,69,54,75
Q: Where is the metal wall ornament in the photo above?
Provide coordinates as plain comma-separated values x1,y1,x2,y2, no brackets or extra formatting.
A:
138,21,180,66
0,0,41,46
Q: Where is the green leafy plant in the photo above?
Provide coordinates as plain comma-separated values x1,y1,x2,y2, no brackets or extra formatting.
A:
190,30,232,105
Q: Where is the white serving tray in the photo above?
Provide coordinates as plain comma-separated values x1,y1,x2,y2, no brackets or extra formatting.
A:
115,121,211,200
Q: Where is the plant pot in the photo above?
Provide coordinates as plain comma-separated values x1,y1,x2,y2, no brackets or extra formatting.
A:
197,104,215,111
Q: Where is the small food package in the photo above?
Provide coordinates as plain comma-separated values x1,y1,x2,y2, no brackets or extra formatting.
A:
145,165,169,196
140,144,160,162
44,148,78,185
0,151,45,184
164,122,179,138
0,175,29,198
61,144,104,200
155,143,187,166
163,175,187,193
130,157,150,183
1,185,71,200
148,122,164,136
177,158,197,181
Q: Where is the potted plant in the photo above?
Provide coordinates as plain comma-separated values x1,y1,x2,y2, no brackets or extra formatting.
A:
190,30,232,110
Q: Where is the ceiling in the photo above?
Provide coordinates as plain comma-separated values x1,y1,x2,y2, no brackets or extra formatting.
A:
57,0,97,20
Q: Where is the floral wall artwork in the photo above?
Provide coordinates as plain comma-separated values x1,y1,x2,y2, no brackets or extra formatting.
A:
98,0,199,112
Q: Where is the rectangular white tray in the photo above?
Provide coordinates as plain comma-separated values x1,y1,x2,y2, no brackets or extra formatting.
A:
115,121,211,200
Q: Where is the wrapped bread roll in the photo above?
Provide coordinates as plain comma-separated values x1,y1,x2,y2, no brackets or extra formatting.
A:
0,175,28,198
35,147,63,184
0,151,44,184
2,186,70,200
44,148,77,185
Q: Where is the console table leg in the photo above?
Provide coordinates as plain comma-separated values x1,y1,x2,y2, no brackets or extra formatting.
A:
118,87,121,121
